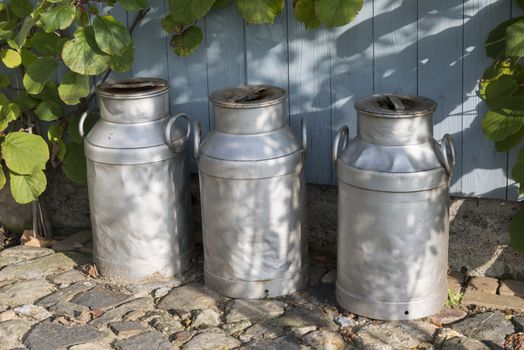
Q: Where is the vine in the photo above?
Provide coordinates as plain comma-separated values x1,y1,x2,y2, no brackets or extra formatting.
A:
481,0,524,252
0,0,148,204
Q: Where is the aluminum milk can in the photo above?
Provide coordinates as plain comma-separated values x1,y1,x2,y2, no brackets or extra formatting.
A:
195,85,308,299
81,78,193,281
333,94,455,320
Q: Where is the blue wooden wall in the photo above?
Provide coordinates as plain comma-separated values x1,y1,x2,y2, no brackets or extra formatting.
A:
99,0,522,201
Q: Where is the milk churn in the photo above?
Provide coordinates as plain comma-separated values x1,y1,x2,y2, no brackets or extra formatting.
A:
195,85,308,299
81,78,193,281
333,94,455,320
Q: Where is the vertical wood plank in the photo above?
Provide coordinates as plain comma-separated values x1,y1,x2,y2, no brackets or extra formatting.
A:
244,7,288,89
130,0,169,80
205,3,246,130
462,0,510,199
330,0,374,184
418,0,464,195
287,2,332,184
508,3,524,201
373,0,418,94
167,19,209,171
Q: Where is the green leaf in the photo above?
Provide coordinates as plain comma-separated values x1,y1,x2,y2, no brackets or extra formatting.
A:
48,123,66,162
169,0,216,25
314,0,363,28
20,48,37,66
61,27,110,75
1,132,49,175
1,49,21,68
518,0,524,11
35,100,62,121
13,93,38,111
161,15,181,33
34,81,60,103
30,31,66,56
170,25,203,57
0,96,20,131
109,43,134,72
485,75,519,101
294,0,321,30
9,170,46,204
58,71,90,105
510,207,524,254
22,56,58,94
513,147,524,184
235,0,284,24
213,0,232,8
0,74,10,87
118,0,149,11
482,110,524,142
495,125,524,152
62,142,87,184
506,19,524,57
485,18,520,59
39,2,76,33
11,0,32,18
0,165,5,191
92,15,131,55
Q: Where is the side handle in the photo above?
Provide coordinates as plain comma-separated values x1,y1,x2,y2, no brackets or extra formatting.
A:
193,121,201,161
165,113,191,153
434,134,456,177
78,111,89,139
301,117,307,159
332,126,350,163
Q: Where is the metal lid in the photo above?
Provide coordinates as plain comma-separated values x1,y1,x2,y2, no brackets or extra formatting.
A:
354,94,437,118
210,85,287,109
96,78,169,99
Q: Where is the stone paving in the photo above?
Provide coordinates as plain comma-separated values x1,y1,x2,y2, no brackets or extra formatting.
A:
1,231,524,349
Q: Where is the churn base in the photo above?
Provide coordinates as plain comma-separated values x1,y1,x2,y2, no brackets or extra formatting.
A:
94,249,194,282
205,265,309,299
336,283,446,321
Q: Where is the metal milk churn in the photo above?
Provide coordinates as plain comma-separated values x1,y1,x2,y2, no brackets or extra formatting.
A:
80,78,193,281
194,85,309,299
332,94,455,320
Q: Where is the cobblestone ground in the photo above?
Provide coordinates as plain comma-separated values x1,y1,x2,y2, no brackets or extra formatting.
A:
1,231,524,350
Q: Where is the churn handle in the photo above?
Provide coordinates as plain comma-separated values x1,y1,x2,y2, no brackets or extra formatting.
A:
78,111,89,139
301,117,307,158
193,121,201,161
436,134,456,177
165,113,191,153
332,126,350,163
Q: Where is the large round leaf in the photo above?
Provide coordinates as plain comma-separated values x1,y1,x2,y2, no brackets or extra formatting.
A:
39,3,76,33
314,0,363,28
30,31,66,56
1,132,49,175
170,25,203,57
109,43,134,72
169,0,216,25
506,19,524,57
11,0,32,19
495,125,524,152
62,142,87,184
61,27,110,75
482,110,524,142
513,148,524,184
118,0,149,11
9,169,46,204
294,0,321,29
0,49,21,68
22,56,58,95
485,18,520,59
35,100,62,121
58,71,90,105
0,164,5,191
92,15,131,55
235,0,284,24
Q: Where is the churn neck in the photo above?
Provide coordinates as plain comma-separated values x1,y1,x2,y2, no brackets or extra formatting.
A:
210,85,288,134
354,94,437,146
96,78,170,123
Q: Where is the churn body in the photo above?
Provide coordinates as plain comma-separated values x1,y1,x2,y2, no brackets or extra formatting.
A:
333,95,455,320
82,78,193,281
196,85,308,299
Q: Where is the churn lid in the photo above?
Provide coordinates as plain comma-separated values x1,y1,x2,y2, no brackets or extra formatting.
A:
354,94,437,118
210,85,287,108
96,78,169,99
